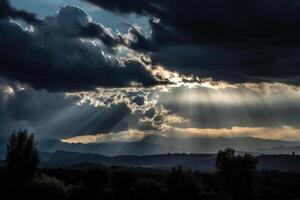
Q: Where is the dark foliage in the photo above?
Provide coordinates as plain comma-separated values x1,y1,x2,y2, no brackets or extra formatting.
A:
0,166,300,200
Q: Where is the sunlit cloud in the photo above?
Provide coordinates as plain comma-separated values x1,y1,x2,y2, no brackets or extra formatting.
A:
165,126,300,141
61,129,149,144
67,87,158,113
164,114,189,125
2,86,15,98
61,125,300,144
0,82,26,100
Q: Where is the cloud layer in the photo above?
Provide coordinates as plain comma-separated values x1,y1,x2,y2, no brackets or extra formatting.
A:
83,0,300,85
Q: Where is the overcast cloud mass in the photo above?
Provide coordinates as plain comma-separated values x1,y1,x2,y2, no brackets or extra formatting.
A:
1,0,300,146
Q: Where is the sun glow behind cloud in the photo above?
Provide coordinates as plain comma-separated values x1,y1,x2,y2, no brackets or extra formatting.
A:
3,68,300,142
62,79,300,143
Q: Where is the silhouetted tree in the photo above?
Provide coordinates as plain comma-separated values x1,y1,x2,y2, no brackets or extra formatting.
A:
216,148,257,200
6,130,40,186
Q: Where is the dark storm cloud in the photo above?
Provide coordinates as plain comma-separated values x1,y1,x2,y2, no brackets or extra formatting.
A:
150,45,300,84
79,22,121,47
83,0,300,45
83,0,300,85
0,6,160,92
0,0,40,24
79,21,157,51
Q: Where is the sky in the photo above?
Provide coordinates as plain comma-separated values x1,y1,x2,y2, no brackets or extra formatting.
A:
1,0,300,144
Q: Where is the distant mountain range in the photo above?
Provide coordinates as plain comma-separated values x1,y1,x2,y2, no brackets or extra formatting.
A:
1,135,300,156
41,151,217,171
1,150,300,172
257,146,300,155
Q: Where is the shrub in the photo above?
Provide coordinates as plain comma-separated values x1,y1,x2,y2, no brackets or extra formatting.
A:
25,173,67,200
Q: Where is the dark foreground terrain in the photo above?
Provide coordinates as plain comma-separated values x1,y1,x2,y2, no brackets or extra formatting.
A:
2,132,300,200
1,165,300,200
1,151,300,200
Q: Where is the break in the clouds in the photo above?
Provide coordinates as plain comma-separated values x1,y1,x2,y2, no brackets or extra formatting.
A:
84,0,300,85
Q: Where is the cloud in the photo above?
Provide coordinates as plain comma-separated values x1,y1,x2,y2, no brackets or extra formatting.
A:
0,0,41,24
138,105,189,130
0,5,161,92
83,0,300,85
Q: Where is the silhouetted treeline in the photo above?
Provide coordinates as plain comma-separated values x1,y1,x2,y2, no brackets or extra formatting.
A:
0,131,300,200
1,165,300,200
